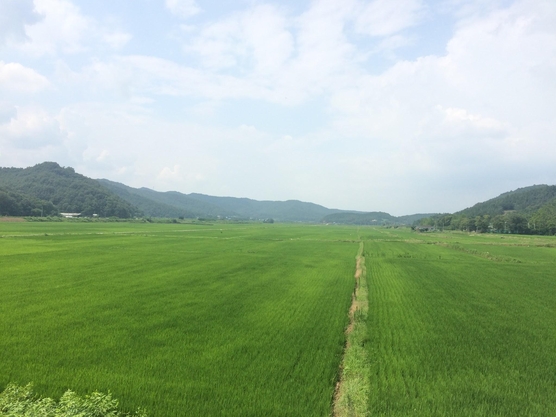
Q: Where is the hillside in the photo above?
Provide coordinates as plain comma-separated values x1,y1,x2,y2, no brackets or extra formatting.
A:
187,193,342,222
456,185,556,217
0,162,139,218
0,186,56,217
322,211,395,225
321,211,436,225
98,180,435,223
97,179,228,219
417,185,556,235
98,179,342,222
0,162,431,223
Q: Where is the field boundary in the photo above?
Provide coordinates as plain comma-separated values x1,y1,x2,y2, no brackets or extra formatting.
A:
332,241,369,417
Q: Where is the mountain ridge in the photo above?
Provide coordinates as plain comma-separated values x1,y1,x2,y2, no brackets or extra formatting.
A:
5,162,549,229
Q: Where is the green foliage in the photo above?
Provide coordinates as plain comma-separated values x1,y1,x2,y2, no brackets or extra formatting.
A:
530,199,556,235
0,187,56,217
0,383,147,416
458,184,556,217
0,163,139,218
417,185,556,235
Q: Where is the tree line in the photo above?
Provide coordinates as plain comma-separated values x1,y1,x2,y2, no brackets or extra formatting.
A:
416,202,556,235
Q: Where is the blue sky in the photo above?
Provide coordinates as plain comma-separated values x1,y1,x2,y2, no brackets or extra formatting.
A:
1,0,555,215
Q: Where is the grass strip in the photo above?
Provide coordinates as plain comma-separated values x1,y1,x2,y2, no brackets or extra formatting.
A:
333,241,370,417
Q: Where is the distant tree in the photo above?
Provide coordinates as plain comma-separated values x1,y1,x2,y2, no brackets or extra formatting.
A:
507,213,529,234
475,215,490,233
492,215,505,232
530,202,556,235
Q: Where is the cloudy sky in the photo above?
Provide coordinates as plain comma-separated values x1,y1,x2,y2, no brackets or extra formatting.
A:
0,0,555,215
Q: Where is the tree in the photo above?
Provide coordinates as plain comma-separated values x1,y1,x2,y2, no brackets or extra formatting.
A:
507,213,529,234
530,202,556,235
475,215,490,233
492,215,505,232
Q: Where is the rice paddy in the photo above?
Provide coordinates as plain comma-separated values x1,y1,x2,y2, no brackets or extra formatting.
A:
2,222,555,416
0,222,358,416
364,228,556,416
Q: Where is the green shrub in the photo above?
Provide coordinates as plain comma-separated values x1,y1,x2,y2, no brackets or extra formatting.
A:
0,383,147,417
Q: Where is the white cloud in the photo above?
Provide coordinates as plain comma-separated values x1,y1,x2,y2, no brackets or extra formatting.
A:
102,31,132,50
186,4,293,73
20,0,93,55
440,106,506,132
158,164,182,180
165,0,201,19
14,0,131,56
354,0,426,37
0,0,42,44
0,106,66,149
0,102,17,124
0,61,50,93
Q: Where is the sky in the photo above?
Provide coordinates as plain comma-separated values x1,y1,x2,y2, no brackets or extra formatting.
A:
0,0,555,215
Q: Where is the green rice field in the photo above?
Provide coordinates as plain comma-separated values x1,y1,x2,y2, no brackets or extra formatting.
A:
1,222,556,416
363,228,556,416
0,222,358,416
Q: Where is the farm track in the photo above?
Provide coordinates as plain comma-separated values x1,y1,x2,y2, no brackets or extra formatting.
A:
333,241,369,417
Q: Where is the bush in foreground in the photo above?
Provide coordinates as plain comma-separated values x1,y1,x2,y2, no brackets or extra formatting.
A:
0,383,147,417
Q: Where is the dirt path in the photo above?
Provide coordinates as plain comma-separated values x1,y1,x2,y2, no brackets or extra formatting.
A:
332,241,369,417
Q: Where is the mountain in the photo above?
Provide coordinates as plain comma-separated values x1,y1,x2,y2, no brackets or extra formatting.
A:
98,179,343,222
321,211,395,225
321,211,436,225
416,185,556,235
187,193,342,222
97,179,228,219
98,179,436,223
0,162,431,224
0,162,139,218
456,185,556,217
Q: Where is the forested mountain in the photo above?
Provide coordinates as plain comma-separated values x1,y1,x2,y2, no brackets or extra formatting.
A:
0,162,139,218
416,185,556,235
98,179,342,221
97,179,235,219
187,193,342,222
322,211,395,225
99,179,433,223
1,161,453,224
321,211,435,225
457,185,556,217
